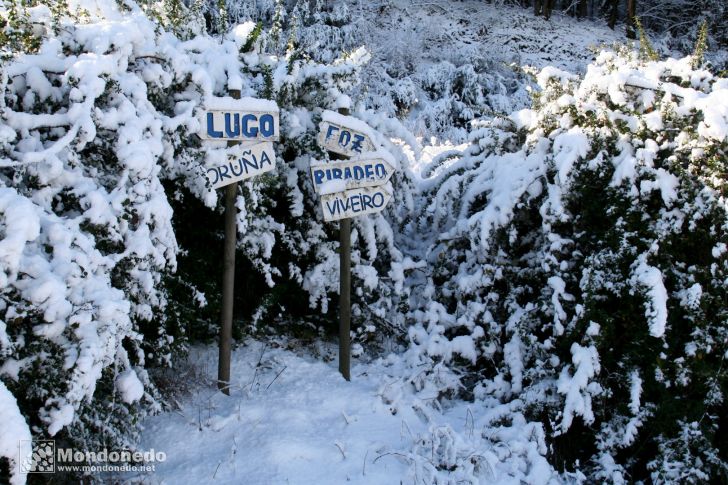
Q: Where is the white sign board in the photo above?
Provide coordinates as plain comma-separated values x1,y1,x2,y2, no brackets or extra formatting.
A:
310,157,395,193
320,185,392,222
318,110,375,158
205,142,275,189
199,96,280,142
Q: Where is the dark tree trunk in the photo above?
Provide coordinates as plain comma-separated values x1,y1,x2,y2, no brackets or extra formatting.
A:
608,0,619,29
578,0,588,18
534,0,542,16
543,0,555,19
626,0,636,38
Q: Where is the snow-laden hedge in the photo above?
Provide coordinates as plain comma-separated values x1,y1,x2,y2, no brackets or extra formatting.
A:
414,49,727,482
1,0,726,482
0,0,419,481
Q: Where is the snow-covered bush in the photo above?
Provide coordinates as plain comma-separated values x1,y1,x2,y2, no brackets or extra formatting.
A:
0,0,180,465
414,48,728,481
366,57,530,144
0,0,417,481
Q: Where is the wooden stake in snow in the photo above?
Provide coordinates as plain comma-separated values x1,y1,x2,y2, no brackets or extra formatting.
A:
198,90,280,395
313,107,395,381
339,211,351,381
335,107,352,382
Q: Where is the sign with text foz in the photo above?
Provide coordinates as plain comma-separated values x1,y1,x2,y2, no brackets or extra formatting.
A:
313,109,396,380
198,93,280,395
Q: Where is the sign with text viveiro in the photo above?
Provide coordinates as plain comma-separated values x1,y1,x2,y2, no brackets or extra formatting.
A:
320,185,393,222
199,96,280,142
205,142,275,190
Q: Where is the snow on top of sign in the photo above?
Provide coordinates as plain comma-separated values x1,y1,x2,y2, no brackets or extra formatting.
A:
310,149,398,171
205,96,279,113
329,181,393,196
318,178,348,195
227,75,243,91
349,148,399,170
321,110,376,139
335,94,352,110
204,141,271,167
378,181,394,195
226,141,270,159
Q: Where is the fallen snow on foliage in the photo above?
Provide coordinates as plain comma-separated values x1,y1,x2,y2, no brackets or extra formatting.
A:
0,380,31,485
116,369,145,404
631,259,669,338
119,340,557,484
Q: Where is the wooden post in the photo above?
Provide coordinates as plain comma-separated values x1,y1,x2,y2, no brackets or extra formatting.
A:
339,216,351,381
334,106,351,381
218,88,241,395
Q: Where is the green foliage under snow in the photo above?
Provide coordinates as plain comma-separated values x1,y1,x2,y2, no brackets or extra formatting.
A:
0,0,726,483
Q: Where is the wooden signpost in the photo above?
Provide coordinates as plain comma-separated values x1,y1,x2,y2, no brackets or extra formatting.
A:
206,142,276,190
314,109,395,380
199,91,279,395
318,111,375,157
199,96,279,142
310,155,395,192
319,186,393,222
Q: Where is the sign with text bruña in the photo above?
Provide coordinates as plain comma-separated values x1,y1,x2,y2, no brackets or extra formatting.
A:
206,142,275,190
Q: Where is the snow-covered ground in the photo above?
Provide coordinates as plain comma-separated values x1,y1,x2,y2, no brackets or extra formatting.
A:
119,339,553,484
355,0,623,72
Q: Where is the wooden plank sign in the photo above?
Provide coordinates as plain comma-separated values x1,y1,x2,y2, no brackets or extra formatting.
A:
199,96,280,142
205,141,275,190
310,155,395,193
318,110,375,158
201,91,281,395
320,185,392,222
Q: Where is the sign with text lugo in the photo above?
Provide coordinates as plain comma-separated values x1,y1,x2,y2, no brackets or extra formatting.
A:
205,142,275,190
320,185,393,222
199,96,280,142
310,155,395,193
318,110,375,158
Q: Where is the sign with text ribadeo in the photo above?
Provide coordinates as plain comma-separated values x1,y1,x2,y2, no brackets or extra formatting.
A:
205,142,275,189
199,96,280,142
310,153,395,193
317,110,375,158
